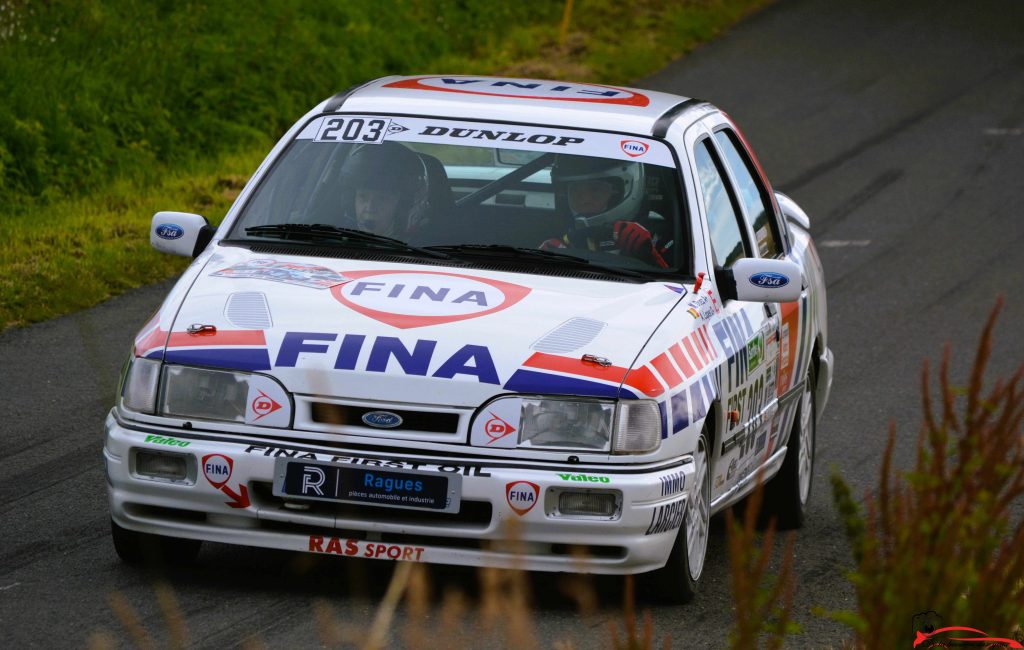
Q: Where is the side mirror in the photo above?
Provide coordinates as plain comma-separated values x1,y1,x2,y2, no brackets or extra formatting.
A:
774,191,810,230
150,211,215,257
715,257,803,303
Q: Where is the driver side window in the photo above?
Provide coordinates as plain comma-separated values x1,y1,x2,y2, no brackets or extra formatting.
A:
694,139,750,268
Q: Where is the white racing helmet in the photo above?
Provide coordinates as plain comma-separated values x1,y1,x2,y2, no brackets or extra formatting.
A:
552,154,645,228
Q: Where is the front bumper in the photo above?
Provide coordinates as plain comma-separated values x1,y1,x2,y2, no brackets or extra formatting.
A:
104,411,693,574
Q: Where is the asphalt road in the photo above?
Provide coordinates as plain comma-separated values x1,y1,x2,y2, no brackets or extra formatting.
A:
2,0,1023,646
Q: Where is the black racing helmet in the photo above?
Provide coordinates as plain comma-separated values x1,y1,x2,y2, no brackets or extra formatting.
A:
551,154,645,228
339,142,428,228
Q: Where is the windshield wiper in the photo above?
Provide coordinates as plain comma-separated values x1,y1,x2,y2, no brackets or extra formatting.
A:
425,244,646,278
242,224,452,260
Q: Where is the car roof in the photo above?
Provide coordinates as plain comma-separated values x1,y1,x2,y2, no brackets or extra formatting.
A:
322,75,708,137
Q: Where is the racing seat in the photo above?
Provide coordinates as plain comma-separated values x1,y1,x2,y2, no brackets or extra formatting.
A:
416,152,458,242
418,153,456,220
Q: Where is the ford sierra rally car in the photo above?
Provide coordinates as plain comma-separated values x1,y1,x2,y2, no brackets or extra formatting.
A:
105,75,832,602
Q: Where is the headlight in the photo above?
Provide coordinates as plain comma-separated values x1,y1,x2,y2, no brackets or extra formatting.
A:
519,398,616,451
122,358,161,413
161,365,248,422
613,400,661,454
472,396,661,454
119,359,291,427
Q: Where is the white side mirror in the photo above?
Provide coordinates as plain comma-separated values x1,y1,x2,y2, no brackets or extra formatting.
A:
721,257,803,303
150,211,213,257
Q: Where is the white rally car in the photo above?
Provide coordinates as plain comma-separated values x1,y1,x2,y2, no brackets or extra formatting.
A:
106,75,832,602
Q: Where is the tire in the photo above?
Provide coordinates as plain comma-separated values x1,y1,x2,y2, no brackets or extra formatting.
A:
111,519,202,566
763,363,816,530
643,428,711,604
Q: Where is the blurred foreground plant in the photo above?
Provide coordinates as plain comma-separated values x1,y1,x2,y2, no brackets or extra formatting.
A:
830,298,1024,647
726,477,796,649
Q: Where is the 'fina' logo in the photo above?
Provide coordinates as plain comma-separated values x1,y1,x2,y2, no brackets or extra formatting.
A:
332,270,530,329
620,140,650,157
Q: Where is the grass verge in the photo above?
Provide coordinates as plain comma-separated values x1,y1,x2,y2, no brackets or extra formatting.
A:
0,0,771,331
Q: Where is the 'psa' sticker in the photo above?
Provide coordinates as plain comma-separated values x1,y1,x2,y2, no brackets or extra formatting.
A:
470,398,523,448
202,454,233,489
332,270,530,329
506,481,539,516
383,77,650,107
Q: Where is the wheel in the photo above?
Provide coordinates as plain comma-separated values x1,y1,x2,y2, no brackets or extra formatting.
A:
643,428,711,604
763,363,816,529
111,519,202,566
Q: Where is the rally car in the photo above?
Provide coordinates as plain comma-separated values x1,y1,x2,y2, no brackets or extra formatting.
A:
105,75,832,602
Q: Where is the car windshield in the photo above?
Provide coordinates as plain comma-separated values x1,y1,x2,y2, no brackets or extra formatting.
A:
229,115,688,275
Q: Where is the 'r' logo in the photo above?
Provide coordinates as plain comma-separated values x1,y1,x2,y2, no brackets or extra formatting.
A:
302,466,325,496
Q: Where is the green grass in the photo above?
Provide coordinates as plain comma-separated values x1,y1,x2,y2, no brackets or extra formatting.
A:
0,0,771,330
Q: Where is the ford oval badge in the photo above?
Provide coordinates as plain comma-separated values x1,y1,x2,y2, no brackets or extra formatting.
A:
749,272,789,288
362,411,403,428
156,223,184,240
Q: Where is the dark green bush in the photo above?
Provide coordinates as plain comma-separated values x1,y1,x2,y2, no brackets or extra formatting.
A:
0,0,559,206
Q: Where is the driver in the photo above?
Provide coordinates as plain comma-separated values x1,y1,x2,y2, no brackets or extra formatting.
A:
540,155,669,268
338,142,428,238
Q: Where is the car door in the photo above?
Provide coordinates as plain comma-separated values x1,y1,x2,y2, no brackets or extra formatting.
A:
687,117,782,501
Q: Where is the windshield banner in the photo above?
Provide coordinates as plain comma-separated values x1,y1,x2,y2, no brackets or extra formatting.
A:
295,115,676,168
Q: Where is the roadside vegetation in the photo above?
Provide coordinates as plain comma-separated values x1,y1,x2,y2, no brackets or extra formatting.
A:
0,0,770,330
828,299,1024,647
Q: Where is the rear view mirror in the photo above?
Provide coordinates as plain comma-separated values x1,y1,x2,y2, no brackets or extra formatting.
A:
715,257,803,303
150,211,215,257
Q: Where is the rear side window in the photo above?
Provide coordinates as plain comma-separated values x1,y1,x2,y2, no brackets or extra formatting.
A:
694,139,749,267
714,129,780,258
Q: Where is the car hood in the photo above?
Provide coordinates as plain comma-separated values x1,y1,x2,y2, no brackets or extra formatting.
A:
141,246,686,406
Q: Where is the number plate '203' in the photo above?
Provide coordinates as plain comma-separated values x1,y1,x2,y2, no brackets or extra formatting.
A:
314,117,392,144
273,459,462,513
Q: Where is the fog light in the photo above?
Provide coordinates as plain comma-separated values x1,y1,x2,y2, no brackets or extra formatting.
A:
135,450,189,481
550,489,622,519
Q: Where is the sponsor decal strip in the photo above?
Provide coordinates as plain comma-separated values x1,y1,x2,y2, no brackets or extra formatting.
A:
245,446,494,476
309,536,425,562
137,326,273,370
523,352,628,383
503,369,627,399
516,323,722,403
164,348,272,372
659,470,685,497
166,329,267,348
297,115,675,167
134,318,168,358
641,324,722,397
382,76,651,107
518,352,661,398
645,499,686,535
